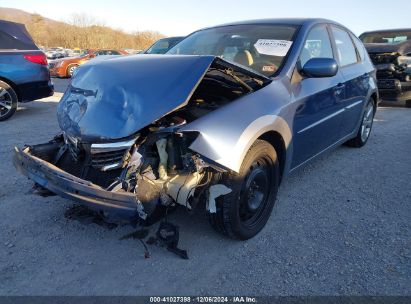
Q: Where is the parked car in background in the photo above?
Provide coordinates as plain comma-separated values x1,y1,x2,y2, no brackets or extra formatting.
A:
360,29,411,107
143,36,184,54
14,18,378,239
44,49,60,60
45,47,68,60
0,20,53,121
49,49,127,78
69,48,82,57
124,48,142,54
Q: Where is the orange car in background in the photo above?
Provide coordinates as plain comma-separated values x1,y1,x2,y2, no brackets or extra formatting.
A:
49,49,128,78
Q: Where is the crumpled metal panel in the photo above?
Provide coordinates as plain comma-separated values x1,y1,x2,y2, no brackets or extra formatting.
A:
180,80,293,173
364,40,411,55
56,53,291,173
57,54,215,142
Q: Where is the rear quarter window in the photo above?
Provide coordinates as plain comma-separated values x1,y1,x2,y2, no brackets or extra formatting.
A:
0,31,37,50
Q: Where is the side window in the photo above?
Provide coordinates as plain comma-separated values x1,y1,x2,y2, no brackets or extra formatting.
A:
331,26,358,66
0,31,37,50
299,25,334,67
351,34,365,61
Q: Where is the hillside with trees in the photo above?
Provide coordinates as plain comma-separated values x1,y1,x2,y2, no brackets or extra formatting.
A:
0,7,163,49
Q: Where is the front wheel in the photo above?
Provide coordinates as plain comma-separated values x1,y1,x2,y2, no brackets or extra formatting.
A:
0,80,18,121
67,64,79,77
208,140,279,240
346,98,375,147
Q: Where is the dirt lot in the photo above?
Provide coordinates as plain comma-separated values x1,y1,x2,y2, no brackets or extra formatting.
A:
0,80,410,295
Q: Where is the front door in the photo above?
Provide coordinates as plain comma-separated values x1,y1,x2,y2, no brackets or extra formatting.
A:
291,24,345,168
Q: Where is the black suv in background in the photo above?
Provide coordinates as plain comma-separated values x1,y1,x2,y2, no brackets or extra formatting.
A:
360,29,411,107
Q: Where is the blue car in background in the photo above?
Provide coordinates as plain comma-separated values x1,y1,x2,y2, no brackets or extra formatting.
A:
14,18,378,240
0,20,53,121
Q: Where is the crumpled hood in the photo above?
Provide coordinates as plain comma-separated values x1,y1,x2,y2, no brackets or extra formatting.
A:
57,55,215,142
364,41,411,54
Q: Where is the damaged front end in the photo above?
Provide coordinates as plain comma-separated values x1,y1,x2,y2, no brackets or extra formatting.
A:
366,41,411,102
13,54,270,222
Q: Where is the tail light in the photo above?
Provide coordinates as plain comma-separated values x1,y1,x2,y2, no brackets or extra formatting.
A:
23,53,48,65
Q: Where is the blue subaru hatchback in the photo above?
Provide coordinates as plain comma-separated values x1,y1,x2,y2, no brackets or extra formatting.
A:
14,18,378,240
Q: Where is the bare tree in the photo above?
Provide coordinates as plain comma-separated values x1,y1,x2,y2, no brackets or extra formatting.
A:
0,11,163,50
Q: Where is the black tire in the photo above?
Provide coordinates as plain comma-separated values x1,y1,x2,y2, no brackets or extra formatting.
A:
405,100,411,108
0,80,18,121
66,64,78,77
346,98,375,147
208,140,279,240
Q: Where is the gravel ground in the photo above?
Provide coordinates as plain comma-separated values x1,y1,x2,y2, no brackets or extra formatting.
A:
0,80,410,296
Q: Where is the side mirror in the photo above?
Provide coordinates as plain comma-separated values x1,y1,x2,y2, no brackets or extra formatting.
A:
302,58,338,78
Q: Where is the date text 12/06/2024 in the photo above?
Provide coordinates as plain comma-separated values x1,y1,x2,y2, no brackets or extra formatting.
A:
149,296,257,303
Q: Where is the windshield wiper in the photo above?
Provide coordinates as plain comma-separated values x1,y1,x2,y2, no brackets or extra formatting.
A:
224,68,254,92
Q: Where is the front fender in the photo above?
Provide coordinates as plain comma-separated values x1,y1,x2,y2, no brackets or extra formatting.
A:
180,81,292,173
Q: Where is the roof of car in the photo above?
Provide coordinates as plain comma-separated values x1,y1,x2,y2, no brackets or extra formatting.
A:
206,18,339,28
361,28,411,35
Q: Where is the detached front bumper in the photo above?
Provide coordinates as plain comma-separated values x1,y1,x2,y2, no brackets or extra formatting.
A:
13,147,140,218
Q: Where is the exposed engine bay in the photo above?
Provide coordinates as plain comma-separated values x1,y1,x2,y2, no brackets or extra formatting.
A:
369,52,411,82
14,56,270,223
365,40,411,102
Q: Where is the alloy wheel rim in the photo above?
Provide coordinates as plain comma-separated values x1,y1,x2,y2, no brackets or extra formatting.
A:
0,87,13,118
361,103,374,142
69,66,77,76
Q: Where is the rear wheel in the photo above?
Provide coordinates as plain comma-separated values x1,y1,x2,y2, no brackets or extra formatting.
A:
0,80,18,121
208,140,279,240
346,98,375,147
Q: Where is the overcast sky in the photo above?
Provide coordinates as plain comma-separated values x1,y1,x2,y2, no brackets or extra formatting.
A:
3,0,410,36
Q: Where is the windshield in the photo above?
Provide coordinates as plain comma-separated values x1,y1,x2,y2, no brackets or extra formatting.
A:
360,31,411,44
167,24,298,76
145,37,183,54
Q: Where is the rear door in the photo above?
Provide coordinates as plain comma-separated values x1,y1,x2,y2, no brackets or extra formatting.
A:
330,26,368,136
291,24,346,168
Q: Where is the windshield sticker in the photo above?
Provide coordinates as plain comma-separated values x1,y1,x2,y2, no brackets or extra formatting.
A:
254,39,293,57
262,65,276,73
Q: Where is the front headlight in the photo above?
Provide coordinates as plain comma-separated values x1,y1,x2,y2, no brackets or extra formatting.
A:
397,55,411,66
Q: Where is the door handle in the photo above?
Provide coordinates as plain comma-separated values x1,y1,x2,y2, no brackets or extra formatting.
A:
333,83,345,96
